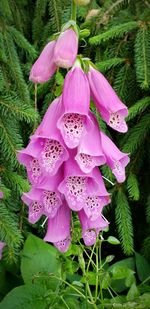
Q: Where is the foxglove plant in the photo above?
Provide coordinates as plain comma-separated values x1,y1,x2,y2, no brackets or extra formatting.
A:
18,1,130,253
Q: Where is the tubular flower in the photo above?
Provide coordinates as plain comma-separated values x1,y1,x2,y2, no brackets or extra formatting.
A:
57,62,92,148
78,209,109,246
18,40,130,252
44,202,71,252
18,97,69,184
54,28,78,68
58,153,100,211
83,169,110,221
29,40,57,83
75,113,106,173
87,66,128,133
0,242,5,260
101,131,130,183
22,172,63,223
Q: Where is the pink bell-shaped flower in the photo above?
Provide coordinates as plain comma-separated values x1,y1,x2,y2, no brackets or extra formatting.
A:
101,131,130,183
87,66,128,133
54,28,78,68
58,152,100,211
78,209,109,246
57,61,93,148
44,202,71,253
0,191,3,199
75,112,106,173
18,97,69,184
29,41,57,83
83,169,110,221
0,242,5,260
17,140,43,185
22,172,63,223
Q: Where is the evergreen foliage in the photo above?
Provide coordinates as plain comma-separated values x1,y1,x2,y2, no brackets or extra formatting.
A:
0,0,150,287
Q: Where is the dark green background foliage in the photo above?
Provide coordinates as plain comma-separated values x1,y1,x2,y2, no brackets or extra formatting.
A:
0,0,150,307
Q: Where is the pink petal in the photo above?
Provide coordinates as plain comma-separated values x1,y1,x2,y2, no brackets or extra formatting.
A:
87,66,128,133
101,131,130,183
29,41,57,83
44,202,71,244
75,112,106,173
57,65,92,148
78,209,109,246
58,152,100,211
54,29,78,68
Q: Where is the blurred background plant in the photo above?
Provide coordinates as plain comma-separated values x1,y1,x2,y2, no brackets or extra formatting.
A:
0,0,150,308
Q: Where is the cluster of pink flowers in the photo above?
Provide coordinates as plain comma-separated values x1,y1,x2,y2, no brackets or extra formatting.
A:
17,27,129,252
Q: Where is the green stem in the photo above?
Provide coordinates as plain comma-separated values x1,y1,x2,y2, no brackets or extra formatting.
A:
95,246,99,302
71,0,76,21
99,240,104,309
61,296,71,309
79,241,96,268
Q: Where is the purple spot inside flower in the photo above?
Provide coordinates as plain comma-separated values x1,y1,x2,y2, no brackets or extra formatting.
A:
29,158,42,183
84,196,103,220
83,229,97,246
62,113,85,147
66,176,87,204
41,139,63,173
54,237,70,252
43,190,61,218
77,153,95,171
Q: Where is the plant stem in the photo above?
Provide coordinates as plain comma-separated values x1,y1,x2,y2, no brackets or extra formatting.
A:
71,0,76,21
99,240,104,309
95,246,99,302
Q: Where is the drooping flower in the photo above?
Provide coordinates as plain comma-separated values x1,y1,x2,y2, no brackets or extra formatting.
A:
83,169,110,221
58,152,101,211
57,61,92,148
0,191,3,199
54,28,78,68
18,97,69,184
29,41,57,83
87,66,128,133
44,202,71,252
75,112,106,173
22,172,63,224
101,131,130,183
0,242,5,260
78,209,109,246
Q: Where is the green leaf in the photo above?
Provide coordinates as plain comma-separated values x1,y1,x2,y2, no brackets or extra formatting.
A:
135,252,150,282
21,234,61,286
111,266,134,280
126,282,140,301
115,190,134,255
127,173,140,201
108,258,135,293
107,236,120,245
122,113,150,154
0,283,48,309
55,71,64,86
127,97,150,121
101,272,111,289
106,255,115,263
96,57,125,73
135,28,150,89
89,21,139,45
